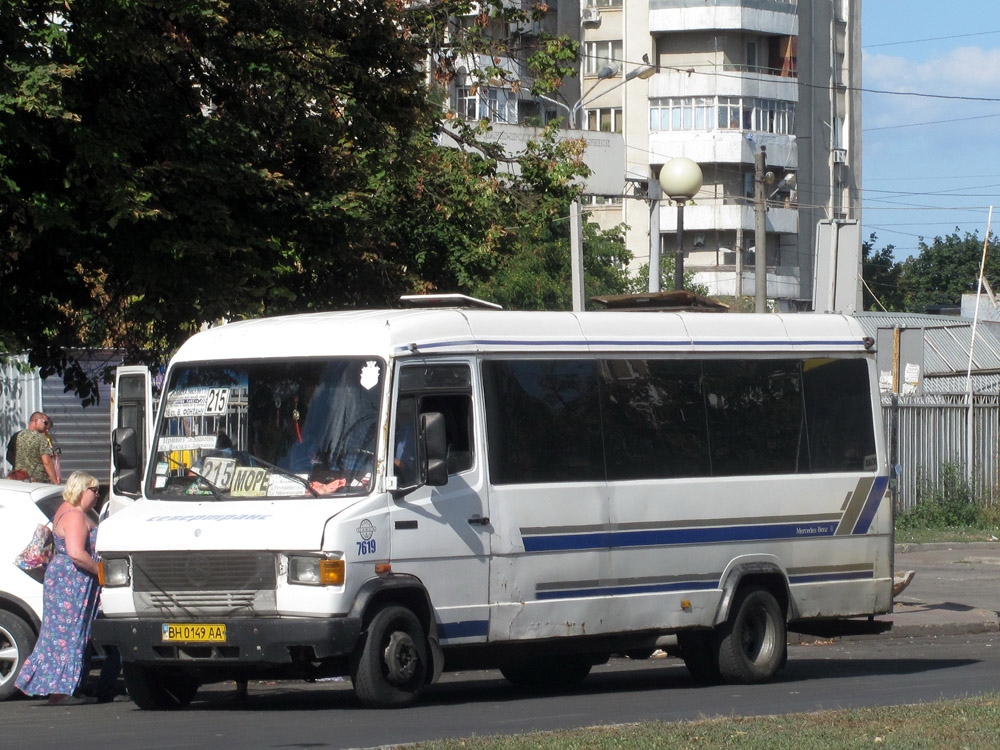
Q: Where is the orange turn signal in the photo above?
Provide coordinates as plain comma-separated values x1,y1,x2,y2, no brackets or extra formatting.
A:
318,559,345,586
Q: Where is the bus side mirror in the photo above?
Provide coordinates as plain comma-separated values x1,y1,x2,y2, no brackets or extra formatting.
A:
421,412,448,487
113,427,138,470
112,427,141,496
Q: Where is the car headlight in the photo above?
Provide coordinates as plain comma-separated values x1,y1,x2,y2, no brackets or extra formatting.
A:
287,556,344,586
99,558,131,587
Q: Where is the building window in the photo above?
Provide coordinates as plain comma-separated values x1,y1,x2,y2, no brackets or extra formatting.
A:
717,97,741,130
746,40,759,72
587,0,623,7
653,96,794,135
456,87,478,120
584,194,623,206
585,107,622,133
455,86,517,124
648,98,715,131
584,40,622,76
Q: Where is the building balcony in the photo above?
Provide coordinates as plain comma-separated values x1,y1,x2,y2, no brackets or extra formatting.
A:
649,68,799,103
658,202,798,235
649,131,797,169
649,0,798,36
692,268,802,303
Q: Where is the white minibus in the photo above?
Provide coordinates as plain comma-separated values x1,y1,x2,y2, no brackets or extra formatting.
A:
93,300,892,708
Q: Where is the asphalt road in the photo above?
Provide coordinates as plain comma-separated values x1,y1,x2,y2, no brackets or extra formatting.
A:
4,633,997,750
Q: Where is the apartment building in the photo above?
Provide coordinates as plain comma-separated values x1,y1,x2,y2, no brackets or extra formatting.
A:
448,1,861,311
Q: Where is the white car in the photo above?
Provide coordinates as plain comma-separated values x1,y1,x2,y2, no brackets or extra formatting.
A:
0,479,63,700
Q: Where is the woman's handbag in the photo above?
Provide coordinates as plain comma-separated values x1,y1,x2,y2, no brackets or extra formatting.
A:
13,522,54,582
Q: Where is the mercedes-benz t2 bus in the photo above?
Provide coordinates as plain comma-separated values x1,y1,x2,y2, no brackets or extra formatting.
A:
93,302,891,708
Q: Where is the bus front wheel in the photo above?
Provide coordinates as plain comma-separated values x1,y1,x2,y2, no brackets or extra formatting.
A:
123,663,200,710
717,586,786,684
351,604,429,708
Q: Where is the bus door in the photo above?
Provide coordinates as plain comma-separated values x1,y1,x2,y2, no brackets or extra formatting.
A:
106,366,154,516
387,361,491,646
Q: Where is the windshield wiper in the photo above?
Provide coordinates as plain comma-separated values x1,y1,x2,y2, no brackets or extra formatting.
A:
162,453,224,501
241,454,320,498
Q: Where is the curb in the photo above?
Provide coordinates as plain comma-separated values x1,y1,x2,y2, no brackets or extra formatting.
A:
885,618,1000,639
895,541,1000,553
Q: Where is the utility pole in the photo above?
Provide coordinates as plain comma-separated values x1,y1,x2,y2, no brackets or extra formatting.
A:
734,225,744,309
754,146,768,313
673,197,685,292
648,176,662,293
569,198,585,311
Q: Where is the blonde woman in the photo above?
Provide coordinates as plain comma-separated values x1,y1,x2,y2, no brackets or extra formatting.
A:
16,471,102,705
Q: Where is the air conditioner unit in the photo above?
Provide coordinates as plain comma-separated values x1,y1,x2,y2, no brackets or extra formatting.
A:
582,7,601,24
833,148,847,164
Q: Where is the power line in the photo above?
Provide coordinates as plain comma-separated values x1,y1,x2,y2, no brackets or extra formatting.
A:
863,29,1000,49
577,51,1000,103
864,112,1000,132
866,174,1000,182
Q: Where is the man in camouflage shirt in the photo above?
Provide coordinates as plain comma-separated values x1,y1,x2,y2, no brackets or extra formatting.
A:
14,412,59,484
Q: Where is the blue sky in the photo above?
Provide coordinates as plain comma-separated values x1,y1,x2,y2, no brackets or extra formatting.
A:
862,1,1000,259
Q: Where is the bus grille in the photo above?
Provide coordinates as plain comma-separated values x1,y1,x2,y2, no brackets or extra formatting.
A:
132,551,277,592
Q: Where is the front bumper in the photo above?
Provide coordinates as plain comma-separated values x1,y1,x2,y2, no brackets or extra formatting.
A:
92,616,363,665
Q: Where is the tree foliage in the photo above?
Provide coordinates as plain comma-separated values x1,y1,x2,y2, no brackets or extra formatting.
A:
899,231,996,312
625,260,710,298
862,234,904,311
862,231,1000,314
0,1,625,401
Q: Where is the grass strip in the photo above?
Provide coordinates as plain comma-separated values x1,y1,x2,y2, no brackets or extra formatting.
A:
408,693,1000,749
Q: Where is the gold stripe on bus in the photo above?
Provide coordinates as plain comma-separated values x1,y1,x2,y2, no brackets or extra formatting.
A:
836,476,875,535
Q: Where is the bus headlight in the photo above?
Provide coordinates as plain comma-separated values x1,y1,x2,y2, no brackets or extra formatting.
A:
99,558,131,587
288,556,344,586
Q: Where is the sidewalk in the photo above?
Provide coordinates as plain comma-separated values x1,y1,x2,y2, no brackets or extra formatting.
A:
878,542,1000,639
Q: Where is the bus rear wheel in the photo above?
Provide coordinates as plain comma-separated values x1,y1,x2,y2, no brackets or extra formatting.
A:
678,631,721,685
717,586,786,684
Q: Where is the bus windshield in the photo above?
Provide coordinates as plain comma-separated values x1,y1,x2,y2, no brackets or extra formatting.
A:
148,357,384,500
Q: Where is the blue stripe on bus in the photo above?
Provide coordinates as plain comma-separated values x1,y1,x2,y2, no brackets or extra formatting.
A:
788,570,874,584
537,579,719,600
522,521,838,553
396,338,866,352
852,475,890,535
436,620,489,640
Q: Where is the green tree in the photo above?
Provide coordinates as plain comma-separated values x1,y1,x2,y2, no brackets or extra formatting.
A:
626,261,711,297
862,234,904,311
470,216,633,311
0,1,591,401
899,231,997,312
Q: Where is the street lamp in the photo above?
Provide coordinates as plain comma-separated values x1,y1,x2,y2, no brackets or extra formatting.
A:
543,58,656,311
569,60,655,128
656,157,703,292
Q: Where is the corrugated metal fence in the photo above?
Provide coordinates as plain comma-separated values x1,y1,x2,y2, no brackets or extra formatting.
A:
883,394,1000,511
2,353,118,484
1,356,43,473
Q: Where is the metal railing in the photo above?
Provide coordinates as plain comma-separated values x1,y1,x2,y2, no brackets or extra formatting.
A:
883,394,1000,512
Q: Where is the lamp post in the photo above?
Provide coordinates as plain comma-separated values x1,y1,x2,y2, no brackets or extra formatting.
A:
545,60,655,311
655,157,703,292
